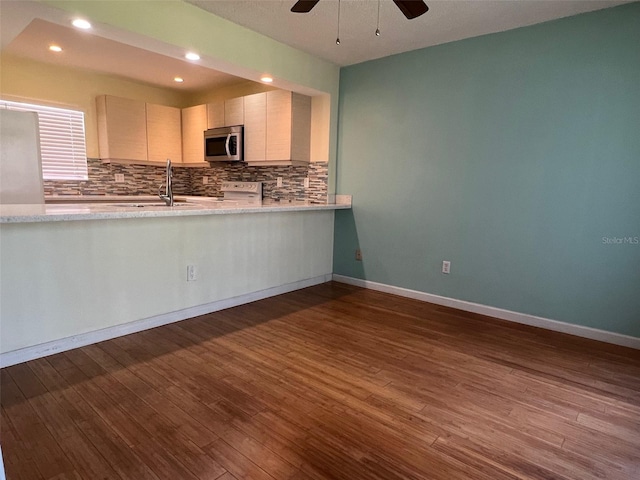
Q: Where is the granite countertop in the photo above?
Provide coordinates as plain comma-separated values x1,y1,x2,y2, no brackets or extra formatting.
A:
0,195,352,223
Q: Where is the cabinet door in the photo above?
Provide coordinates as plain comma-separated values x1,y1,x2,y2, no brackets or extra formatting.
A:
243,93,266,162
181,105,207,163
207,102,224,129
96,95,147,161
290,93,311,163
266,90,292,161
224,97,244,126
146,104,182,163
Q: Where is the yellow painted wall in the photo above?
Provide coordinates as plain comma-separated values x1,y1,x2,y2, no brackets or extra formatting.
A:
0,54,190,158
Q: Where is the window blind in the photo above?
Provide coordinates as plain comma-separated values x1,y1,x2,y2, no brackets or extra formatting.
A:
0,99,88,180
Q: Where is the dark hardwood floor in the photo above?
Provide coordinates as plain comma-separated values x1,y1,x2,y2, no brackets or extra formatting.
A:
2,282,639,479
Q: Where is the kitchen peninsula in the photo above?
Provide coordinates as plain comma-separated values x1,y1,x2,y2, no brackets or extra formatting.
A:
0,199,350,366
0,196,350,223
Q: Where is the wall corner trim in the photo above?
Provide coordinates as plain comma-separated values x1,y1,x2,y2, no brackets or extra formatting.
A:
332,275,640,350
0,274,332,368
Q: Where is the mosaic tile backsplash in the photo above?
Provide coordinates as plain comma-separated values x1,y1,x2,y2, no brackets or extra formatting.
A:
44,159,328,204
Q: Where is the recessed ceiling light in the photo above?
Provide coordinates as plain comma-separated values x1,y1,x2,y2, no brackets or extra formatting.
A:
72,19,92,30
174,77,184,83
185,52,200,61
260,75,273,83
49,45,63,53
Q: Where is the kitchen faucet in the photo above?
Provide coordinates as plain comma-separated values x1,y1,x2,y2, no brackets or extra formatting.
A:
158,158,173,206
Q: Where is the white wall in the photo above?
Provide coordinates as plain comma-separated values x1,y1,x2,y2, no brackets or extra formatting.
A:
0,211,334,356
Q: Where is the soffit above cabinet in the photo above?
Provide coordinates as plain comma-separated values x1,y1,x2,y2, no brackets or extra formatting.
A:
4,19,246,92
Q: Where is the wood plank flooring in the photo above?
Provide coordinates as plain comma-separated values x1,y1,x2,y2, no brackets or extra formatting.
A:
2,282,639,479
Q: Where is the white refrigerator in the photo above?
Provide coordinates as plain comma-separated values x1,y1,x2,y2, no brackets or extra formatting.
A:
0,109,45,204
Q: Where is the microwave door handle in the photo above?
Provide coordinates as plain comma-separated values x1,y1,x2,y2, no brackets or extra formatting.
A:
225,134,231,158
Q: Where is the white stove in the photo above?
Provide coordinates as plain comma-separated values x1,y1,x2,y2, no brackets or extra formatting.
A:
220,181,263,205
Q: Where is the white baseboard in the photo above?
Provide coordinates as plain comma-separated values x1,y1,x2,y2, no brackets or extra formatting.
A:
332,274,640,350
0,274,332,368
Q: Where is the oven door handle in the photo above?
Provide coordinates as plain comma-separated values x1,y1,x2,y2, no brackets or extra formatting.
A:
225,134,231,158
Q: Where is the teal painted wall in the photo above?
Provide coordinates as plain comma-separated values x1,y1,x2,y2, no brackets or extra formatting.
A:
334,3,640,337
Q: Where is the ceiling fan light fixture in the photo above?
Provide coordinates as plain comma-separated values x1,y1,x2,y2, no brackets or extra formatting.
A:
291,0,429,21
291,0,428,46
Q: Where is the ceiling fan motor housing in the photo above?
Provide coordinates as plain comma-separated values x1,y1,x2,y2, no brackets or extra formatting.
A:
291,0,429,19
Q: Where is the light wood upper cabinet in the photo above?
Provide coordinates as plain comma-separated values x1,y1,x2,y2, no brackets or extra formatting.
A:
96,95,147,162
146,104,182,163
207,97,244,129
289,93,312,163
243,92,267,163
181,104,207,164
97,95,183,164
225,97,244,126
244,90,311,165
266,90,291,162
207,102,225,129
96,90,310,166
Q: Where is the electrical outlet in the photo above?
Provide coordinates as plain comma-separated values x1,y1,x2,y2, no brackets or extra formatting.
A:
276,177,283,187
114,173,125,183
303,177,310,188
355,249,362,261
187,265,198,282
203,176,209,185
442,261,451,274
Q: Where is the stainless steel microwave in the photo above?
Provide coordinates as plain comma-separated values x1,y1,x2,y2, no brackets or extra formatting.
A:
204,125,243,162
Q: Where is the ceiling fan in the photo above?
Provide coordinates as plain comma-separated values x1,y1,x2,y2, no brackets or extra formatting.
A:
291,0,429,20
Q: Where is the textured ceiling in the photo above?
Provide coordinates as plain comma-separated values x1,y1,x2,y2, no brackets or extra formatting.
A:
186,0,631,66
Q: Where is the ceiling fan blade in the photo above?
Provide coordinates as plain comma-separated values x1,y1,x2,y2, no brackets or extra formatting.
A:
291,0,321,13
393,0,429,19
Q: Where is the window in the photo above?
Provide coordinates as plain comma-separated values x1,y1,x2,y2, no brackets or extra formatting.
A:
0,99,88,180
